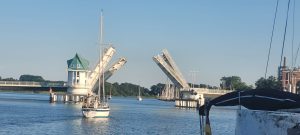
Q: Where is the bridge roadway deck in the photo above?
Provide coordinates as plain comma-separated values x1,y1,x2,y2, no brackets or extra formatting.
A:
0,81,67,92
192,88,234,99
0,81,66,87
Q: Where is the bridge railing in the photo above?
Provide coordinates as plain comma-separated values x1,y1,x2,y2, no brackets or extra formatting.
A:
203,89,234,94
0,81,42,87
0,81,66,87
193,88,234,94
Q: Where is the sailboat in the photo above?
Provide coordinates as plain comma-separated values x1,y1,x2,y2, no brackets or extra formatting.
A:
108,84,112,100
137,86,142,101
198,1,300,135
82,11,110,118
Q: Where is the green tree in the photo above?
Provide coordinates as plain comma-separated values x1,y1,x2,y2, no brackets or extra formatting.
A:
220,76,252,90
255,76,281,90
95,82,153,97
150,83,165,95
2,77,17,81
19,75,45,82
199,84,208,88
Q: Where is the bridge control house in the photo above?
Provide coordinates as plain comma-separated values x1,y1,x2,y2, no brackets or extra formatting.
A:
67,53,90,95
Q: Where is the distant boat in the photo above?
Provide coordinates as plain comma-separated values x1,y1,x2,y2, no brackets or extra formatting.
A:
137,86,142,101
108,84,112,100
82,11,110,118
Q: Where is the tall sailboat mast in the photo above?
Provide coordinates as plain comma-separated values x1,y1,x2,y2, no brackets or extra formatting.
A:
82,10,110,118
98,10,104,101
101,11,106,102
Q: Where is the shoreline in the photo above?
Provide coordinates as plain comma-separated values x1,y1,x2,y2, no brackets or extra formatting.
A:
0,90,63,94
0,90,157,98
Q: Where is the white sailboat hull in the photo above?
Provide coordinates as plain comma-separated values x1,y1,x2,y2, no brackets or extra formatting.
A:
236,109,300,135
137,96,142,101
82,108,110,118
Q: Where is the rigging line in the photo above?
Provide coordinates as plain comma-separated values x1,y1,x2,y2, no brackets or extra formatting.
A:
279,0,291,69
294,42,300,66
292,0,296,67
265,0,280,79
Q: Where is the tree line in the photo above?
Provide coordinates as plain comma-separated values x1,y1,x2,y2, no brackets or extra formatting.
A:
0,74,287,96
220,75,282,91
149,75,284,95
0,75,47,82
220,76,253,90
104,82,155,97
0,75,65,84
0,76,18,81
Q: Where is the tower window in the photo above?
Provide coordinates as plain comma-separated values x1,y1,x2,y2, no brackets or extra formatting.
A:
77,71,79,77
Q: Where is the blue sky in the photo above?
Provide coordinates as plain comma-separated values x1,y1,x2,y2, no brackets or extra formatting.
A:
0,0,299,88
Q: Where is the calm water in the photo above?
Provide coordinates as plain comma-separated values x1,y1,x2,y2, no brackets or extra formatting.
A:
0,92,236,135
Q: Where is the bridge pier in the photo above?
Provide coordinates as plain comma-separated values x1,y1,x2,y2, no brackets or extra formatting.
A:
49,92,57,103
175,98,204,108
49,93,85,103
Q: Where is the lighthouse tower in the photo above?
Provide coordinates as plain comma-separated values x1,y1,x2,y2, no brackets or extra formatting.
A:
67,53,89,95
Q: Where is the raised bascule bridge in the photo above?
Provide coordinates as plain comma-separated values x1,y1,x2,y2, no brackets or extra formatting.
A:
0,46,127,103
86,47,127,94
153,49,190,90
153,49,231,108
153,49,190,101
49,46,127,103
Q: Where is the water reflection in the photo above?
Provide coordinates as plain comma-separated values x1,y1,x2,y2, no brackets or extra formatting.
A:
70,117,110,134
0,93,236,135
81,117,109,125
